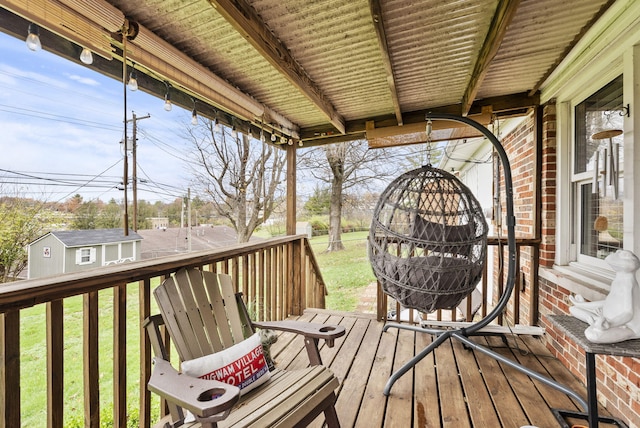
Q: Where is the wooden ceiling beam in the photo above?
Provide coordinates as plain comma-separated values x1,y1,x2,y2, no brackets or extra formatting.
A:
460,0,521,116
300,91,539,144
365,107,492,149
369,0,403,126
206,0,346,135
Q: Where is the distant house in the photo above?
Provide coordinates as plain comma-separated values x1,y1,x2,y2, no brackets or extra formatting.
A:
149,217,169,229
27,229,143,279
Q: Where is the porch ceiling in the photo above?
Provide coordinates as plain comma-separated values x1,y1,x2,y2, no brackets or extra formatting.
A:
0,0,613,146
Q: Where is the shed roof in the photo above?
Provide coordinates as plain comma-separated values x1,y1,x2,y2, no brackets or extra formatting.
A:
0,0,614,146
46,229,143,248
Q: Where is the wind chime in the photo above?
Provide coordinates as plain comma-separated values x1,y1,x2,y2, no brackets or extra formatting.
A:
591,128,621,200
591,111,623,234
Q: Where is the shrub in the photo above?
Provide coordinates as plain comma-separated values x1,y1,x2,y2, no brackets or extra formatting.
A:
309,218,328,236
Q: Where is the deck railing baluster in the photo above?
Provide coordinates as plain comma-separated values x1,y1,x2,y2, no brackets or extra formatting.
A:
83,291,99,428
47,299,64,428
1,309,20,427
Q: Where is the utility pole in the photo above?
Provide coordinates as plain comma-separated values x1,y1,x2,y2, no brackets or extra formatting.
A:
187,188,192,252
127,112,150,231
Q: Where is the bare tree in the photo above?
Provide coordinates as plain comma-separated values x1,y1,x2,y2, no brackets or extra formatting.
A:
299,140,395,252
188,120,286,243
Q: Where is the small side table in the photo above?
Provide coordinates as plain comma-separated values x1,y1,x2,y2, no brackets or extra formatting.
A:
548,315,640,428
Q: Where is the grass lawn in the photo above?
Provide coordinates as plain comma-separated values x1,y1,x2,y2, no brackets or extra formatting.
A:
309,231,376,311
18,231,373,426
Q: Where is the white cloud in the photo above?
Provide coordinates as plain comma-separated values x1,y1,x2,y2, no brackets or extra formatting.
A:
65,73,100,87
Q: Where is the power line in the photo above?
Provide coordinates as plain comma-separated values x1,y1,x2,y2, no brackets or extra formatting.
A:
0,104,121,131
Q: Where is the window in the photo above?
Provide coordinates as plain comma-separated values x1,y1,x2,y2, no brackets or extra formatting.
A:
573,76,624,263
75,247,96,265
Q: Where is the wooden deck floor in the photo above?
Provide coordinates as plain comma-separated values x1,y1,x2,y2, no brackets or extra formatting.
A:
270,309,615,428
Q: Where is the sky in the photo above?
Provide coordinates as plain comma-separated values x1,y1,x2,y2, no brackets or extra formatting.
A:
0,30,196,204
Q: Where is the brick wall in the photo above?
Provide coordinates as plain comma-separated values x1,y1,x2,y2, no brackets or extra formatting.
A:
492,111,537,325
540,104,556,268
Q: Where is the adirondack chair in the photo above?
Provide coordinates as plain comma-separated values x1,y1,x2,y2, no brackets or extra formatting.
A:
144,267,345,428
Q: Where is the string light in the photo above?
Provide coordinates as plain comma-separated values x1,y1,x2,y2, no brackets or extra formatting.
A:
214,117,220,132
191,98,198,125
231,125,238,138
26,23,41,51
259,116,266,142
80,48,93,65
271,133,277,142
127,63,138,91
163,82,172,111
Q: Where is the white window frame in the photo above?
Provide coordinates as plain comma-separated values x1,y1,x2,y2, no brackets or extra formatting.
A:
553,48,639,291
75,247,96,265
557,64,623,268
571,75,625,270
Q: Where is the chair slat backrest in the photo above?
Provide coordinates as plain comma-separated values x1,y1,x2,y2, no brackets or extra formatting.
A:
154,268,248,362
203,271,246,345
184,268,226,353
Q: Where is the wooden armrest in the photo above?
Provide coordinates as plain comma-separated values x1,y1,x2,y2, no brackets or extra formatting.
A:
148,358,240,419
253,320,346,347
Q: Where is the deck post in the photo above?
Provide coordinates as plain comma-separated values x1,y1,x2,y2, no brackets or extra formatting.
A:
286,145,297,236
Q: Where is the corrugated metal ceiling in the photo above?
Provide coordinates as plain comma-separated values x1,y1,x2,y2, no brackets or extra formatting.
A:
0,0,614,145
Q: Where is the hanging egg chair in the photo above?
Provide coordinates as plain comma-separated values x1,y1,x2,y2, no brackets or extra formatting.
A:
368,164,488,313
376,113,570,403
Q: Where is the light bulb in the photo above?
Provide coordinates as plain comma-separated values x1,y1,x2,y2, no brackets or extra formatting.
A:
260,130,265,142
80,48,93,64
271,133,277,142
163,83,172,111
231,126,238,138
214,118,220,132
288,138,293,145
281,136,286,144
127,71,138,91
26,23,41,51
298,140,303,147
191,109,198,125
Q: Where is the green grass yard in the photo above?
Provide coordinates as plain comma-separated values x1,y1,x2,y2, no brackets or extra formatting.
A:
309,231,376,311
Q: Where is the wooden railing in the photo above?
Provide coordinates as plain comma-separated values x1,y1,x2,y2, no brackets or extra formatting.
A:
377,237,541,326
0,235,326,428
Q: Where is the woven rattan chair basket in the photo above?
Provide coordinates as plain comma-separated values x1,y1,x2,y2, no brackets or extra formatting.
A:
368,164,488,313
